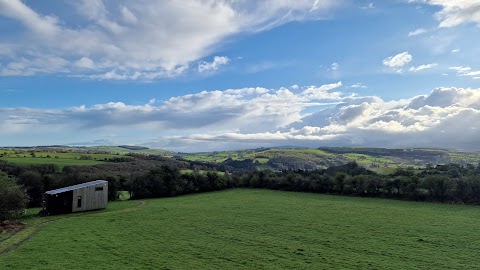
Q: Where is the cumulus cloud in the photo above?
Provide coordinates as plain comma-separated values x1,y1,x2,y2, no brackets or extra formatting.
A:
383,52,413,72
198,56,230,73
158,87,480,151
2,84,480,151
412,0,480,28
0,0,343,79
301,81,343,99
0,82,345,136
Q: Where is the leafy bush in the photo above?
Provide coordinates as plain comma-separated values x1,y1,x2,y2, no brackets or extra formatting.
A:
0,172,29,221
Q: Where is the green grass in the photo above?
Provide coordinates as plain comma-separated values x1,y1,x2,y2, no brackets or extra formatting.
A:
2,189,480,269
0,157,104,168
180,169,225,176
370,166,398,175
1,151,126,160
343,153,393,163
0,150,135,169
87,146,174,156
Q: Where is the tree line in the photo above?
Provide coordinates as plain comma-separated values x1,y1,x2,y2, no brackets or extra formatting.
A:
104,162,480,205
2,160,480,221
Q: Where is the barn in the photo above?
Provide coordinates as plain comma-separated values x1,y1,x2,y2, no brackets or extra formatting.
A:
43,180,108,215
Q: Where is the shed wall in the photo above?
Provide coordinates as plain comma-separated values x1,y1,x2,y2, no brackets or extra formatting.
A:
71,182,108,212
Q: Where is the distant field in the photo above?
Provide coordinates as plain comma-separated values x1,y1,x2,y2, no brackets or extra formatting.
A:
181,148,342,168
181,148,402,172
180,150,247,163
88,146,174,156
180,169,225,175
181,147,480,173
2,189,480,269
0,149,135,168
2,146,480,172
0,157,104,168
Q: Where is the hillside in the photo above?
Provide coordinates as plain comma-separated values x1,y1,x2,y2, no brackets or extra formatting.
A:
0,146,173,169
2,145,480,174
2,189,480,269
87,146,174,156
179,147,480,172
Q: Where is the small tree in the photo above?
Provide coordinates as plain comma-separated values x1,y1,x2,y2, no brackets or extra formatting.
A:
0,172,29,221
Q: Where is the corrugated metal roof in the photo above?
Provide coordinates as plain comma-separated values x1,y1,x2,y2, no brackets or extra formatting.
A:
45,180,108,195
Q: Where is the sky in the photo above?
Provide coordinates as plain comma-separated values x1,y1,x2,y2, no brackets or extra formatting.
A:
1,0,480,152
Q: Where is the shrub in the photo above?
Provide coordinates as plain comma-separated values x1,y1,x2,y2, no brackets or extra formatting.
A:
0,172,29,221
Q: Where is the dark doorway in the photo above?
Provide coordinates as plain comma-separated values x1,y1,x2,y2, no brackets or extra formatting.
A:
46,191,73,215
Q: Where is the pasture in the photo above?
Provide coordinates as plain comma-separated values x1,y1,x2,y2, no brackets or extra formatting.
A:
0,149,132,169
0,157,104,168
1,189,480,269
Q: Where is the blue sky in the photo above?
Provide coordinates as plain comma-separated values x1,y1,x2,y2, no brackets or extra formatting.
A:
1,0,480,151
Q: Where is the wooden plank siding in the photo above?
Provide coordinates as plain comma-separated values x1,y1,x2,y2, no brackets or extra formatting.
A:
71,182,108,212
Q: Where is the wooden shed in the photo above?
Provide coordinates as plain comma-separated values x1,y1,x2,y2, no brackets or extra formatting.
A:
44,180,108,215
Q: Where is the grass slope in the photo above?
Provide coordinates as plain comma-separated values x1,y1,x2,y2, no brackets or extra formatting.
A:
0,146,170,168
0,151,123,169
2,189,480,269
88,146,173,156
0,157,104,168
181,147,480,172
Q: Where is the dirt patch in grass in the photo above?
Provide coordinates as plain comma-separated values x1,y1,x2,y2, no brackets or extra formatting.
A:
0,221,26,233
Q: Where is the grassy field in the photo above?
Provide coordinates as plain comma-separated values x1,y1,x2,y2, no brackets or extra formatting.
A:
181,147,480,173
181,148,343,169
0,157,105,168
2,189,480,269
0,149,135,168
88,146,174,156
180,148,408,172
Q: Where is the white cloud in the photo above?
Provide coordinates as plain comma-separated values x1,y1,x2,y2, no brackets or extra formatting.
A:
408,28,428,36
160,87,480,151
450,66,471,73
3,85,480,151
198,56,230,73
463,71,480,77
74,57,96,69
0,54,69,76
0,82,345,136
409,63,438,72
451,49,460,53
383,52,413,70
350,83,367,89
449,66,480,79
0,0,59,36
412,1,480,28
0,0,343,79
301,82,343,99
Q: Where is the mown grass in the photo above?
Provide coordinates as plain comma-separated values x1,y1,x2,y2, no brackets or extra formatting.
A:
1,189,480,269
